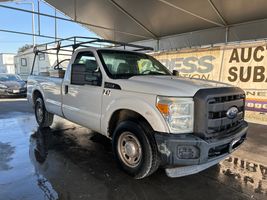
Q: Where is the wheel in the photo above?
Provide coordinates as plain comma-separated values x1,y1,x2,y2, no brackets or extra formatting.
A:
112,120,160,179
35,97,54,128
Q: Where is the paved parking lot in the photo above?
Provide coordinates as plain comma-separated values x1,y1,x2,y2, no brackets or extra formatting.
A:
0,99,266,200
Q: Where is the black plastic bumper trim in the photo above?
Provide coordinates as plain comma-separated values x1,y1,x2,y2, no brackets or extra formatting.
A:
154,121,248,167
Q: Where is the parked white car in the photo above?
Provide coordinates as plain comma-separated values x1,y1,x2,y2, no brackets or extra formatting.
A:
27,37,248,179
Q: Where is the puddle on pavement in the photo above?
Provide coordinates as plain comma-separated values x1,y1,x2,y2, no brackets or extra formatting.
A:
0,113,267,200
0,142,15,171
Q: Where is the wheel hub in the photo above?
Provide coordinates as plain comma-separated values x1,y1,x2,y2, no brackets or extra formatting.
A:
37,103,43,122
125,141,138,157
118,132,142,168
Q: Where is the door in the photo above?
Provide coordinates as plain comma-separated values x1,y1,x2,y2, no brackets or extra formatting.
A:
62,51,103,132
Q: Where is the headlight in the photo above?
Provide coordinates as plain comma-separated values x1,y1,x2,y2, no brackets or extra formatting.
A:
156,96,194,133
0,84,7,89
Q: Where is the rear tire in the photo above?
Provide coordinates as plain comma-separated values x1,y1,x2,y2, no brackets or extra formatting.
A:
112,120,160,179
35,97,54,128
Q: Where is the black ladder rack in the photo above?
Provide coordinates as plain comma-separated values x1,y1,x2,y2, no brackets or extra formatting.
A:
31,36,154,75
33,36,154,54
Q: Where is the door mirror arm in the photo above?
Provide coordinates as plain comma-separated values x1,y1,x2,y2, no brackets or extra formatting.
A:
172,70,179,76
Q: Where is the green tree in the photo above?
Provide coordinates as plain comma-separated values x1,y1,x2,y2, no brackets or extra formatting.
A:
18,44,33,53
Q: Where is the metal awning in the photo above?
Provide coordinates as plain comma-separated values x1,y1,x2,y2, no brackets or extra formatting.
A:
43,0,267,44
2,0,267,50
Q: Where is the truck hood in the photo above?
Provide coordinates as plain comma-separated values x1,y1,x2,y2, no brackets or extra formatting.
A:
115,76,232,97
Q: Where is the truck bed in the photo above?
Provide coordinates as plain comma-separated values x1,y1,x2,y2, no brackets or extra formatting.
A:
27,75,64,117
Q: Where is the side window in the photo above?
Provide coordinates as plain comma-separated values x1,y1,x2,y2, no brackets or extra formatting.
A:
38,53,45,61
72,52,102,86
21,58,27,67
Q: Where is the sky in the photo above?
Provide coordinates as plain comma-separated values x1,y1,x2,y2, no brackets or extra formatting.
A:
0,0,98,53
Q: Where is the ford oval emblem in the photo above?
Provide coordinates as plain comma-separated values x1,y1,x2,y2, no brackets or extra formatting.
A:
226,107,239,119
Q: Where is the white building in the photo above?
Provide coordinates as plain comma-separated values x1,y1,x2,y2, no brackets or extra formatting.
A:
0,53,15,74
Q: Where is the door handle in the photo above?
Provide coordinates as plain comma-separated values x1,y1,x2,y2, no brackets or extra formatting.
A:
64,85,69,94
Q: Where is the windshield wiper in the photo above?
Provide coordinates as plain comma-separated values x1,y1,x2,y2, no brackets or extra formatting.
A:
144,71,168,75
114,74,135,79
113,72,169,79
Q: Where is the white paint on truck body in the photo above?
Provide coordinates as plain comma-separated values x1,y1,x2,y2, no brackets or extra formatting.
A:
27,47,232,135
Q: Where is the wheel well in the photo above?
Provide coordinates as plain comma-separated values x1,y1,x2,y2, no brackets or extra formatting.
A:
33,90,43,105
108,109,152,138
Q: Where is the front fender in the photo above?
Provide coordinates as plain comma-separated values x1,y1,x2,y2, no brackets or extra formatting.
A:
101,97,170,136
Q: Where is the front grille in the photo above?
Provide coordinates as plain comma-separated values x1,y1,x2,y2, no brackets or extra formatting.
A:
194,87,246,138
207,94,245,135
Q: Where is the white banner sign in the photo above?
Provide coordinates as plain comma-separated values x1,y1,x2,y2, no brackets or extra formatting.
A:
153,41,267,124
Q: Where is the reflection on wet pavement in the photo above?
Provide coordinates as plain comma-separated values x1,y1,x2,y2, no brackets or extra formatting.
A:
220,157,267,195
0,142,15,171
0,111,267,200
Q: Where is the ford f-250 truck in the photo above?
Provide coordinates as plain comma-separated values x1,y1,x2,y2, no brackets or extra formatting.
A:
27,37,248,179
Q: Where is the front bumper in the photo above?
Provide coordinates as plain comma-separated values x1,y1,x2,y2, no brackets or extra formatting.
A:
154,121,248,177
0,88,27,97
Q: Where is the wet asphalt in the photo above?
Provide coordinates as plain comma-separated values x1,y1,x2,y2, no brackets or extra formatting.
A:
0,99,266,200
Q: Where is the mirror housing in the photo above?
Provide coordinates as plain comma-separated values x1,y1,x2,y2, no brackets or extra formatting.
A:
71,64,86,85
172,70,179,76
71,63,102,86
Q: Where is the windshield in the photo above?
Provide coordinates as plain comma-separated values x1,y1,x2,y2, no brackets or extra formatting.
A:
98,50,171,79
0,74,22,82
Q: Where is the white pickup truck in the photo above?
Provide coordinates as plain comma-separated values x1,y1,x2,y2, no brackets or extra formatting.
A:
27,37,248,179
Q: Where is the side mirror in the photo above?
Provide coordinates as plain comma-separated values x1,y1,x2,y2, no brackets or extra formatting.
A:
71,63,102,86
172,70,179,76
85,70,102,85
71,64,86,85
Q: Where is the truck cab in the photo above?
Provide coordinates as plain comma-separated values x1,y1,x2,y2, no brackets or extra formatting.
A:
27,37,248,179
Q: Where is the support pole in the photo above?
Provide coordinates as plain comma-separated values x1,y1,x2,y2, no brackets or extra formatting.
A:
31,2,35,46
38,0,40,36
225,27,229,43
54,8,57,42
156,39,160,51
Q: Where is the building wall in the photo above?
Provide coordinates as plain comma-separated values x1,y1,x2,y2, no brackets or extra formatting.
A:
14,49,35,80
15,48,71,80
0,53,15,74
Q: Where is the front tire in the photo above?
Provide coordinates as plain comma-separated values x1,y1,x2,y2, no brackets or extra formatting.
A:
112,120,160,179
35,97,54,128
